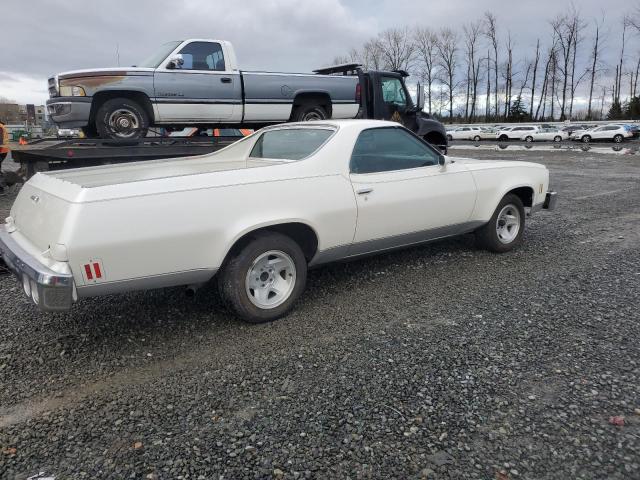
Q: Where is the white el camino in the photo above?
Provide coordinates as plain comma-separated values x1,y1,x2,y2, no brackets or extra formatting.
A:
0,120,557,323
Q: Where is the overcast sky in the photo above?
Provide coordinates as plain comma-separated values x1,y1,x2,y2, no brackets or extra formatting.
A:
0,0,635,105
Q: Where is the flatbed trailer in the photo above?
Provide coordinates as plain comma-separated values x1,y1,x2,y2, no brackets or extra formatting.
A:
11,134,245,178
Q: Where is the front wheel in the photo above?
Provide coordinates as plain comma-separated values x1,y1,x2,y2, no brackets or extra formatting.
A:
553,135,562,142
613,134,624,143
473,135,481,142
475,194,525,253
218,232,308,323
525,136,533,143
499,135,509,141
581,135,591,143
96,97,149,140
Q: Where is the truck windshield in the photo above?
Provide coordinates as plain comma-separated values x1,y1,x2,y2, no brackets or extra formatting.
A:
249,128,335,160
138,41,182,68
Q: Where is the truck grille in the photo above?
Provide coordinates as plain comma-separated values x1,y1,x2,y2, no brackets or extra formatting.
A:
48,77,58,97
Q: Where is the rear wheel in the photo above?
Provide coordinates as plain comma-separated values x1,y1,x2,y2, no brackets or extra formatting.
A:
525,136,533,143
473,135,481,142
475,194,525,253
96,97,149,140
446,134,453,141
613,134,624,143
218,232,308,323
581,135,591,143
553,135,562,142
292,104,327,122
499,134,509,141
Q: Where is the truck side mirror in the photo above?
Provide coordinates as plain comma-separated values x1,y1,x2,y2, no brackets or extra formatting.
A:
416,83,425,111
166,54,184,70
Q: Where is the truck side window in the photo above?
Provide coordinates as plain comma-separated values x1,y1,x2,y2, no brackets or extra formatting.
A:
350,127,440,174
381,77,407,106
178,42,226,71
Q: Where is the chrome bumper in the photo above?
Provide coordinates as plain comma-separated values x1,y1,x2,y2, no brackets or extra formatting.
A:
46,97,92,128
543,191,558,210
0,227,74,311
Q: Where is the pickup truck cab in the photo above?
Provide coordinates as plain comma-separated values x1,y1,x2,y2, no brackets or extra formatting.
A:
47,39,361,139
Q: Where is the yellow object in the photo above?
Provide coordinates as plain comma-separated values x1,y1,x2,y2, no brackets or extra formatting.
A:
0,122,10,155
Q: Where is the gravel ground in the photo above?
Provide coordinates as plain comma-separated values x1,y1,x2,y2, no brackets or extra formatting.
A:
0,148,639,479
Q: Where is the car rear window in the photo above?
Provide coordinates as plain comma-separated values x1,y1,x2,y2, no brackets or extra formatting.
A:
249,128,334,160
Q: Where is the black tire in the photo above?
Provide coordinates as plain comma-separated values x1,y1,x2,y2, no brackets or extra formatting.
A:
218,232,308,323
581,135,591,143
473,135,481,142
96,97,149,139
475,194,525,253
0,152,6,162
499,134,509,141
446,134,453,141
292,104,327,122
553,135,562,142
613,134,624,143
525,136,533,143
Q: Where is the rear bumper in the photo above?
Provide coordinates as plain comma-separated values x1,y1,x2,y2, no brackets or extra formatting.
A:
0,226,75,311
46,97,92,128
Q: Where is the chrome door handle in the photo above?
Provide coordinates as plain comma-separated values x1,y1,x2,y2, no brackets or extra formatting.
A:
357,188,373,195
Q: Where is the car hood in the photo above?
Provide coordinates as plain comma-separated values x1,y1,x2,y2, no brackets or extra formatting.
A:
55,67,155,80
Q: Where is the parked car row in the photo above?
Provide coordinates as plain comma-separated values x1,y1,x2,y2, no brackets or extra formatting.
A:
446,123,639,143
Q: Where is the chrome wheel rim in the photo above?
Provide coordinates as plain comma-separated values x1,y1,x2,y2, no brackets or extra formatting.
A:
496,204,521,244
302,111,323,121
107,108,140,138
245,250,296,309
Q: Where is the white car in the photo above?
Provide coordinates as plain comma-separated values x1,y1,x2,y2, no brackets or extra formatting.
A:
521,128,568,142
497,125,540,141
571,124,633,143
446,126,483,141
0,120,556,322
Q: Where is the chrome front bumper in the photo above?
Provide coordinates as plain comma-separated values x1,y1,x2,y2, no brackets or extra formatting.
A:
0,227,74,311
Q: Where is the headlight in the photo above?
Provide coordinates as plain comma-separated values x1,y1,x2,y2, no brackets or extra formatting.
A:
59,85,86,97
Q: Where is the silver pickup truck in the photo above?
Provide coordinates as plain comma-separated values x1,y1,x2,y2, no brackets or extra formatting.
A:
47,39,360,139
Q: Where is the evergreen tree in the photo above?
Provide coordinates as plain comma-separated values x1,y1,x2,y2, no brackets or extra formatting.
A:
607,100,624,120
625,96,640,120
507,95,530,122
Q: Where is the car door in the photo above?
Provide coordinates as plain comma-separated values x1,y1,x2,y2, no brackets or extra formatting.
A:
348,127,477,253
153,41,242,122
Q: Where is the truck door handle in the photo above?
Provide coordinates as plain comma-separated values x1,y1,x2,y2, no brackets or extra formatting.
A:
220,77,232,83
357,188,373,195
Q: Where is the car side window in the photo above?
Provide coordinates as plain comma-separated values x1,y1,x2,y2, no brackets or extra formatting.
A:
178,42,225,71
350,127,441,174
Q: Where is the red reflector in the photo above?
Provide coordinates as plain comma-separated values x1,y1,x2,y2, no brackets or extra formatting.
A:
355,83,361,104
67,150,74,157
93,262,102,279
84,264,93,280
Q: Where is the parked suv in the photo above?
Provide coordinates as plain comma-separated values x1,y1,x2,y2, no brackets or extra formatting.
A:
496,125,539,141
570,124,633,143
446,126,482,141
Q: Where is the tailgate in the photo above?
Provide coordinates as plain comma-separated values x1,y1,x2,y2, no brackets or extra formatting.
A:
10,182,74,252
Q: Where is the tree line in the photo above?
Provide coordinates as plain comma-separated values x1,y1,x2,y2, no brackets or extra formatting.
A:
332,5,640,123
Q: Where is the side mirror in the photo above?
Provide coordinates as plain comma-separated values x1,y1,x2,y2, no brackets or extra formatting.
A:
416,83,425,111
166,54,184,70
438,154,446,166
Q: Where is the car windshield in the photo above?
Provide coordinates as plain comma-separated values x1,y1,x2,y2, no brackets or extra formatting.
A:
137,41,182,68
249,128,335,160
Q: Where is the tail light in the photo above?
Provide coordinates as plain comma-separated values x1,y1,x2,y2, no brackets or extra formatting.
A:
355,83,361,104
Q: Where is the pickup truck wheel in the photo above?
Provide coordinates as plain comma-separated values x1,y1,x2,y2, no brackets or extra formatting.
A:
218,232,307,323
96,98,149,140
293,104,327,122
475,194,525,253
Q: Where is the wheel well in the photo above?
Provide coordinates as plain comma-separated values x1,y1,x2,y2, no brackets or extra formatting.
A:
290,92,332,118
507,187,534,208
424,132,447,148
90,91,155,127
224,223,319,264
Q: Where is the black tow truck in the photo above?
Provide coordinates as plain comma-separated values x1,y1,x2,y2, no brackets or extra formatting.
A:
10,65,447,179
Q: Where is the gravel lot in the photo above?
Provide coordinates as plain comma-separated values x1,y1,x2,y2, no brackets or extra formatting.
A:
1,147,639,479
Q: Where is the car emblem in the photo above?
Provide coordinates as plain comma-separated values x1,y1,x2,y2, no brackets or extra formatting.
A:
30,195,40,204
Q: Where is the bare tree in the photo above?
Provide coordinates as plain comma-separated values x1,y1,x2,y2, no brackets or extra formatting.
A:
463,21,483,120
436,28,459,119
502,32,514,118
376,27,415,71
414,27,439,114
484,12,500,118
529,39,541,119
614,17,628,102
587,17,606,119
551,7,581,120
